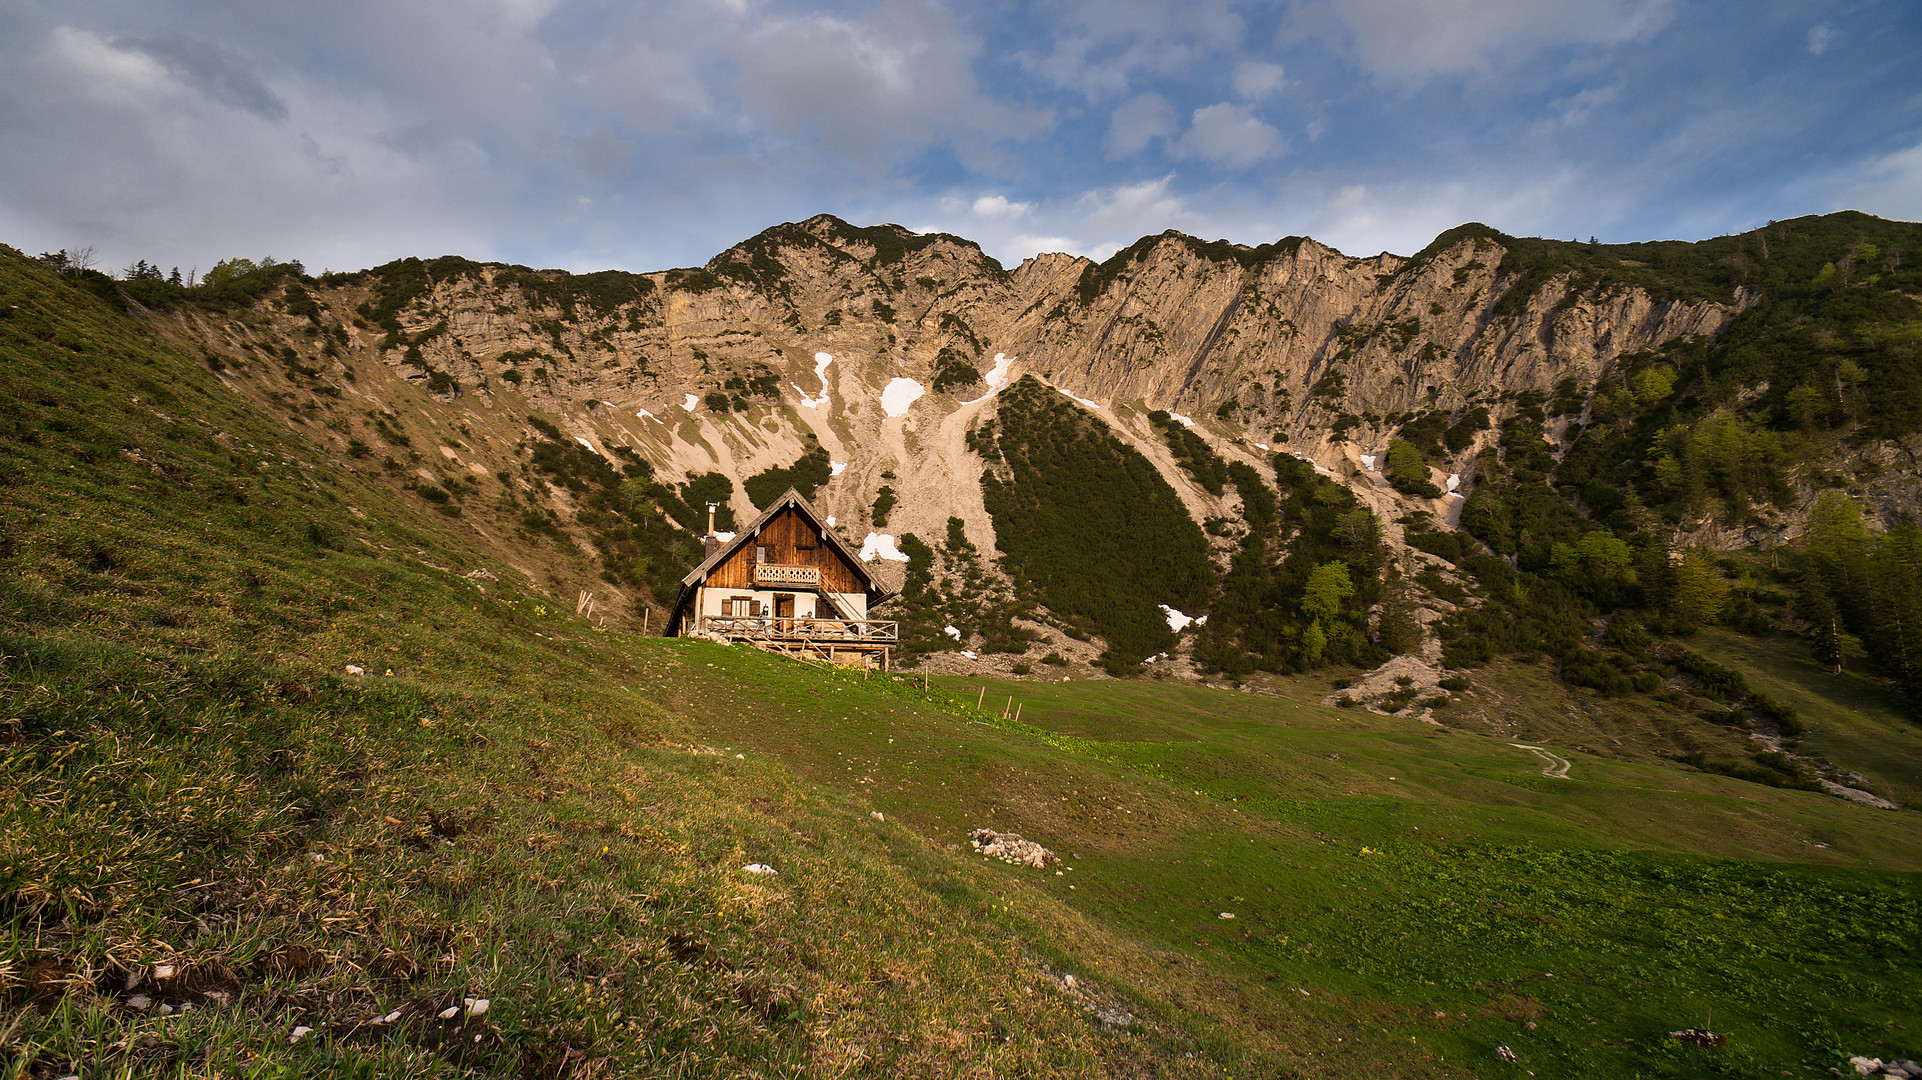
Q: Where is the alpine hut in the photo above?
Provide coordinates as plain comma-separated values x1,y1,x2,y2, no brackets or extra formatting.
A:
666,488,897,667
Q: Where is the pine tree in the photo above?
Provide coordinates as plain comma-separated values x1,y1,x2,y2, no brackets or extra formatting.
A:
1376,559,1421,655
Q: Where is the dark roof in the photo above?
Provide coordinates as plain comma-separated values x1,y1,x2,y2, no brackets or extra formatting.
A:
676,487,876,590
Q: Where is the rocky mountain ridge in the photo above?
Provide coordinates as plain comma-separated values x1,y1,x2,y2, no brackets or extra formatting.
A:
102,211,1921,674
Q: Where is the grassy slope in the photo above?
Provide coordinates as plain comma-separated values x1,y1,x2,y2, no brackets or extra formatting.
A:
1690,629,1922,809
6,246,1922,1079
0,250,1240,1078
676,655,1922,1078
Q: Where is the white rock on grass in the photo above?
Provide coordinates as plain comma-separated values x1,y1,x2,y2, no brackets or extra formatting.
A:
969,828,1058,869
743,863,778,876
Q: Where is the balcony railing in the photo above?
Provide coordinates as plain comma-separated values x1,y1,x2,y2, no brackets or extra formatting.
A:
753,563,821,587
699,614,897,644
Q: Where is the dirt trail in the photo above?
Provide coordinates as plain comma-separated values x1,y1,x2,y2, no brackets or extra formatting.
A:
1509,743,1573,779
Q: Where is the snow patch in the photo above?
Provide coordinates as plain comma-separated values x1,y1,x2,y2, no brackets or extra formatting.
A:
881,378,926,417
830,460,847,476
1167,411,1195,428
1254,442,1269,451
1293,452,1335,477
1161,605,1197,632
860,532,909,562
826,515,836,527
959,353,1018,405
1359,454,1377,471
635,409,660,422
792,352,836,408
1446,473,1460,492
944,625,961,640
984,353,1014,390
681,394,698,412
575,436,599,454
961,650,978,659
1064,391,1104,410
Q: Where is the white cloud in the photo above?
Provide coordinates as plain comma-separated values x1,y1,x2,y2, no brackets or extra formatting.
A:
734,1,1046,174
1232,61,1287,99
1008,234,1114,260
1078,175,1204,239
114,30,289,121
1284,0,1677,84
1283,168,1605,257
1103,91,1176,158
1532,83,1622,134
1177,103,1283,168
971,194,1033,219
1807,24,1835,56
1838,139,1922,223
1017,0,1245,100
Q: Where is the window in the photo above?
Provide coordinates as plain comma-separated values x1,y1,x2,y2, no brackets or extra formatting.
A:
756,546,766,563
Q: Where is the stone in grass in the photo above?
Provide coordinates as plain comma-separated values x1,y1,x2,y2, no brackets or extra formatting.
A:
1851,1058,1922,1078
743,863,778,876
969,828,1058,869
1669,1028,1725,1048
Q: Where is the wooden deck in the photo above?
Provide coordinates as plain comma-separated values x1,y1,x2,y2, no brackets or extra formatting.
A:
695,614,897,668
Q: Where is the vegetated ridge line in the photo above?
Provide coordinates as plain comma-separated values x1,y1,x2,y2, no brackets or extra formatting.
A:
1509,743,1573,779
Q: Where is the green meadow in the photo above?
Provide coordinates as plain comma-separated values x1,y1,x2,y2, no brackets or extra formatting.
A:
673,650,1922,1078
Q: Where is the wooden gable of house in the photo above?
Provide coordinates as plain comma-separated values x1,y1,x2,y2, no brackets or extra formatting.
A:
699,503,868,594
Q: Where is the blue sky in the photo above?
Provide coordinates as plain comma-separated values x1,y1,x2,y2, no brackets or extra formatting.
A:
3,0,1918,277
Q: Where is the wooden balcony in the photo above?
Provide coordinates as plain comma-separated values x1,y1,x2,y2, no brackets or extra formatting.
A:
697,614,897,668
753,563,822,587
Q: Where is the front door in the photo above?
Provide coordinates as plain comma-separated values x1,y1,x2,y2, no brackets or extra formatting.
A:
774,594,794,619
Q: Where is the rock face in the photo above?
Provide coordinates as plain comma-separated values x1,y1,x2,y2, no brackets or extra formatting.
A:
150,213,1893,636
